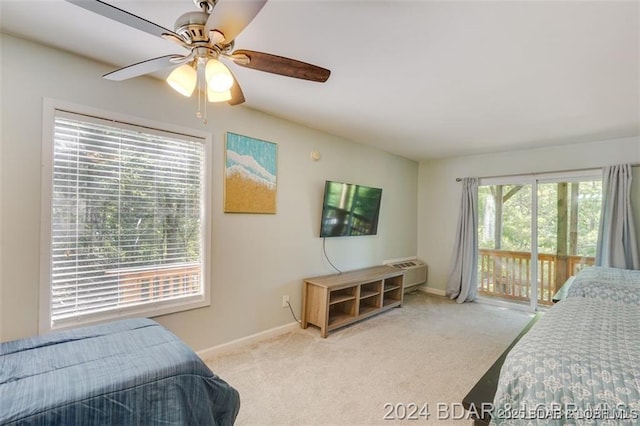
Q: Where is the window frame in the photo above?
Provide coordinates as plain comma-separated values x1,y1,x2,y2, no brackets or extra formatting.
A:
39,99,212,333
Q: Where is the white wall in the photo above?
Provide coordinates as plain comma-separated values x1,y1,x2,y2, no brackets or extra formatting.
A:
0,34,418,349
418,137,640,293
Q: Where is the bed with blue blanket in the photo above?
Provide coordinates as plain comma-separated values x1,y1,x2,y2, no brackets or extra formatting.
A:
565,266,640,305
489,267,640,425
0,318,240,425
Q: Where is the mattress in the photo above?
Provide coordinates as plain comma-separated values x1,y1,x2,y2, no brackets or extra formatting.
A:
0,318,240,425
491,297,640,425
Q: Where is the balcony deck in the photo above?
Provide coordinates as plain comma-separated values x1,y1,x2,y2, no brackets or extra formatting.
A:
105,262,201,304
478,249,593,305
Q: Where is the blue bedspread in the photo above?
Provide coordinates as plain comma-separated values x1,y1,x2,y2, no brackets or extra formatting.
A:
491,297,640,425
566,266,640,305
0,318,240,425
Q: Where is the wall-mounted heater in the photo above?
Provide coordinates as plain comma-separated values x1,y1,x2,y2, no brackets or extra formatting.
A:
384,258,427,290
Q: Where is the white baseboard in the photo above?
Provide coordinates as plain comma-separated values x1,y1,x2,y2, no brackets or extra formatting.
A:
197,321,300,360
416,285,446,296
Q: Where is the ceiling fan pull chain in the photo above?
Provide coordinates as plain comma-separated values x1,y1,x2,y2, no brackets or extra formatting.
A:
195,65,202,118
203,86,208,125
195,69,208,125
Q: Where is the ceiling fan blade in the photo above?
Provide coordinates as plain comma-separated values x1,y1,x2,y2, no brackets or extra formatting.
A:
232,50,330,82
65,0,180,39
228,69,245,106
205,0,267,43
103,55,185,81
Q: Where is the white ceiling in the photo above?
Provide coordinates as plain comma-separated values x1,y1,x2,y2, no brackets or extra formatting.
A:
1,0,639,160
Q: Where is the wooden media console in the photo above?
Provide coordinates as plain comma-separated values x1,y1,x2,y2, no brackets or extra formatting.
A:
301,265,404,337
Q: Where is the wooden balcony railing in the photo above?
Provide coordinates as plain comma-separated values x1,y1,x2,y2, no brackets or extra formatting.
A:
478,249,594,305
105,262,201,305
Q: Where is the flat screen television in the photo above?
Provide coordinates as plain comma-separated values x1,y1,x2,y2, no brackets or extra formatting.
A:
319,180,383,237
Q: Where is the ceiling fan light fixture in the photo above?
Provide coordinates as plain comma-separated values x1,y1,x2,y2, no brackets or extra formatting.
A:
207,88,232,103
167,63,197,97
66,0,330,115
205,59,234,92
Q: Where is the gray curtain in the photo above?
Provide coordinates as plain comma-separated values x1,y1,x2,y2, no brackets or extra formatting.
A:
446,177,478,303
595,164,640,270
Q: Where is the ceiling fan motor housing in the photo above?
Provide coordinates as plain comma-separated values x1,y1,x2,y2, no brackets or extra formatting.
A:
175,11,210,44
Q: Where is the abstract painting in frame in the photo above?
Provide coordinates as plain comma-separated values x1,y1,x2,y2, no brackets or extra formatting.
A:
224,132,277,214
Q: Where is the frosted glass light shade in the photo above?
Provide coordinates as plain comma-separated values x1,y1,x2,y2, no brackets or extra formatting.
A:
207,88,232,103
205,59,234,92
166,64,197,97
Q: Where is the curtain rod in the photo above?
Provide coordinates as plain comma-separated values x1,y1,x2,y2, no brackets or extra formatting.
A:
455,164,640,182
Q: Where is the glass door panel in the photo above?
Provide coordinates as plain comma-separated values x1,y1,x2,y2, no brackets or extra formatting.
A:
478,184,533,306
536,180,601,305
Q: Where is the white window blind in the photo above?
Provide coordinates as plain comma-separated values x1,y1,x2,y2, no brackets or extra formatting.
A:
49,111,206,325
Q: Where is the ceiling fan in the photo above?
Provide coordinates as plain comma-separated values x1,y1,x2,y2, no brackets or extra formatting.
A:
65,0,331,112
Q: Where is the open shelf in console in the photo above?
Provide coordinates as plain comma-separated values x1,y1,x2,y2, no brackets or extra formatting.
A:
329,287,357,305
328,299,357,328
360,280,382,299
359,280,382,316
383,275,403,306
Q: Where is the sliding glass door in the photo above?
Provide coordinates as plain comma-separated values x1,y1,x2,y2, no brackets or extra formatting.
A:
477,172,602,310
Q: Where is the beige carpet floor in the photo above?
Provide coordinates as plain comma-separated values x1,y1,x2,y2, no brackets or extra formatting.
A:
204,292,533,425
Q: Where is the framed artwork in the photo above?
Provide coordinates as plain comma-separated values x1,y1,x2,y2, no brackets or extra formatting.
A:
224,132,277,214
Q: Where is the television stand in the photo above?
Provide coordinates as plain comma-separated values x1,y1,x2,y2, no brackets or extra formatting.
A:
301,265,404,337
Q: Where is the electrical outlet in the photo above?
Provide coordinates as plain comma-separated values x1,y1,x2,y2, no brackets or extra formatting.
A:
282,295,290,308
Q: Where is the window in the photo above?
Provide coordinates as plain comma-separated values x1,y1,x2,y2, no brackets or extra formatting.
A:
40,106,211,331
